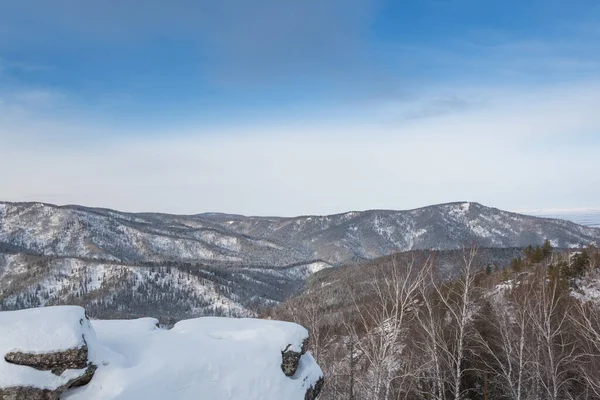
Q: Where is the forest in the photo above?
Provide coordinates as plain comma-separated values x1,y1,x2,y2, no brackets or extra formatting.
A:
266,244,600,400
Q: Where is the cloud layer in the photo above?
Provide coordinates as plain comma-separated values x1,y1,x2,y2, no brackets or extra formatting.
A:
1,81,598,215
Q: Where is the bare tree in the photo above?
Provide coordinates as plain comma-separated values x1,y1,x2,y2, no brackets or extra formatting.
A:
284,293,333,365
416,247,479,400
415,270,446,400
346,254,426,400
527,271,577,400
268,245,600,400
476,279,533,400
570,300,600,397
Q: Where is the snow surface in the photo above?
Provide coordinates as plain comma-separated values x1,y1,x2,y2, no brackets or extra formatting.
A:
0,306,322,399
64,316,322,400
0,306,95,389
572,273,600,303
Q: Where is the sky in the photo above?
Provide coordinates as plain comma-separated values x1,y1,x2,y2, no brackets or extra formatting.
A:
0,0,599,216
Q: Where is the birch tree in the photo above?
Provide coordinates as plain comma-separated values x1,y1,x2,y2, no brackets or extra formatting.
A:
346,255,426,400
570,300,600,397
527,271,577,400
417,247,479,400
476,281,533,400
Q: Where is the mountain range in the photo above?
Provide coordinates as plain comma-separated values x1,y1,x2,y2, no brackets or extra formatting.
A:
1,201,599,321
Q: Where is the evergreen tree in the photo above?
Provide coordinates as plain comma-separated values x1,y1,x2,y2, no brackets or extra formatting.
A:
511,257,523,273
570,249,590,277
542,239,553,259
532,245,544,264
524,245,534,262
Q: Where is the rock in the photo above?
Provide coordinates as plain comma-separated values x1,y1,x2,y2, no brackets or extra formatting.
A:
281,338,308,377
280,338,323,399
0,364,97,400
0,306,98,400
4,341,89,375
0,386,58,400
0,359,96,400
304,376,324,400
2,344,96,399
67,363,97,388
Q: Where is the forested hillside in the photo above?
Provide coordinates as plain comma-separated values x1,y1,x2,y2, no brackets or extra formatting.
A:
266,244,600,399
2,200,600,324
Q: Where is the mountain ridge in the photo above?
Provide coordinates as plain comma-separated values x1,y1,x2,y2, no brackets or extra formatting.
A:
1,200,599,320
1,200,599,265
0,199,573,220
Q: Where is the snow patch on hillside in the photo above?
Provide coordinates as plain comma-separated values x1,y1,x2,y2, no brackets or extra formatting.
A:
572,273,600,303
279,261,332,280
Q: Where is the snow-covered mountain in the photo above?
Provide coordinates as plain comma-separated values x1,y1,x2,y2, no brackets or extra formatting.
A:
1,201,599,266
1,201,599,320
202,201,600,264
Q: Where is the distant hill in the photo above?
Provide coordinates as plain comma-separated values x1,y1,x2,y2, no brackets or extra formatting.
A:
1,201,598,267
1,200,599,320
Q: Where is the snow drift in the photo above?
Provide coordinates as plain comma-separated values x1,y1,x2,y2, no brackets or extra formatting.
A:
0,306,323,400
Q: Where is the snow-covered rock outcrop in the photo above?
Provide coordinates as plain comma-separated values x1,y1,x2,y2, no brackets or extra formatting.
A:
0,306,323,400
0,306,98,399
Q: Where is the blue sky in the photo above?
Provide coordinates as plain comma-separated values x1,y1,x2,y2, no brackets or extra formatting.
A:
0,0,599,215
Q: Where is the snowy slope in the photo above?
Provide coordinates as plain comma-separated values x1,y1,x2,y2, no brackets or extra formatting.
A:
0,255,250,317
0,255,325,320
203,202,600,264
2,201,598,267
0,251,332,321
0,202,306,266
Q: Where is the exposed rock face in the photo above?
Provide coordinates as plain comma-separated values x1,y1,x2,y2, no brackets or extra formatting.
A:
0,363,97,400
0,386,58,400
281,338,323,399
67,364,97,388
304,376,324,400
281,338,308,377
0,307,97,400
1,344,97,400
5,343,89,375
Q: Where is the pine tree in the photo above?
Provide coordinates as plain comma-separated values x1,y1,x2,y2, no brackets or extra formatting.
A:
511,257,523,273
542,239,553,259
532,245,544,264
